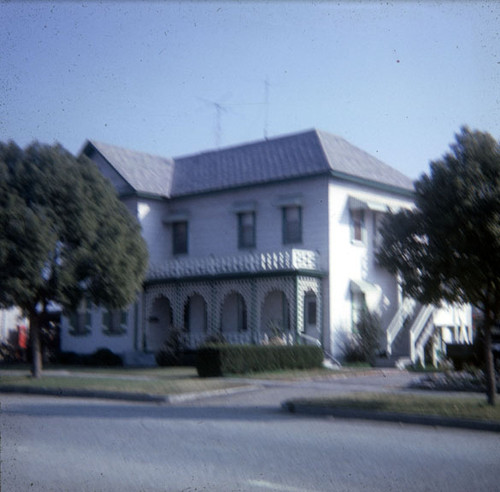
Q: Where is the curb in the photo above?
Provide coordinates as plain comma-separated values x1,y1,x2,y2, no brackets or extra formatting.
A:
0,384,258,404
281,401,500,433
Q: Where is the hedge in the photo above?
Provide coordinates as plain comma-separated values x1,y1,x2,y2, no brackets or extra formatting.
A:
196,344,324,377
58,348,123,367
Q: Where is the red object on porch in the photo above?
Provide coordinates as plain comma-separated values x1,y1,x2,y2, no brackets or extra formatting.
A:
17,325,27,350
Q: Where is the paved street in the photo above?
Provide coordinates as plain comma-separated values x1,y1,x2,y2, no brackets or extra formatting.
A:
1,372,499,491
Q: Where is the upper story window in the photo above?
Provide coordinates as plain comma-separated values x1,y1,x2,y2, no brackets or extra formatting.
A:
282,205,302,244
373,213,384,253
350,209,366,244
173,221,188,255
238,212,256,249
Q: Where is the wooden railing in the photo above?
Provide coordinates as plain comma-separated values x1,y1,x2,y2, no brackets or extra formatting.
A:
147,249,320,280
386,298,416,355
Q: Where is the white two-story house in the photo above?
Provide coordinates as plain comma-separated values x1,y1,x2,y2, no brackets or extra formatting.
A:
60,129,471,366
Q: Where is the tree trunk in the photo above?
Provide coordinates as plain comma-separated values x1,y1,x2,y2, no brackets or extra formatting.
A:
483,315,496,406
30,312,43,379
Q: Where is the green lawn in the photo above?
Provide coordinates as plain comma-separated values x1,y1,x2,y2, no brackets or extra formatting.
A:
232,366,371,380
286,392,500,422
0,366,244,395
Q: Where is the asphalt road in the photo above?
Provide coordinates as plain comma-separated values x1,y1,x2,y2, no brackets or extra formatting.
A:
1,373,499,492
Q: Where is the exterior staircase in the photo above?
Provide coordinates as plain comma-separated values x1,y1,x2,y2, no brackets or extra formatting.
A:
380,299,436,368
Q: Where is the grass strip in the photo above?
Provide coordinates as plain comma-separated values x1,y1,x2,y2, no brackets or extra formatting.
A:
0,374,245,396
228,367,375,380
286,392,500,422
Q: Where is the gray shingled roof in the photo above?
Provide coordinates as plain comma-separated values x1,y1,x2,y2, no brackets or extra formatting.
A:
86,129,414,198
87,140,175,197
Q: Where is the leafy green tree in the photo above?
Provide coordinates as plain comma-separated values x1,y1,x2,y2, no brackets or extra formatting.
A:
377,127,500,405
0,141,148,377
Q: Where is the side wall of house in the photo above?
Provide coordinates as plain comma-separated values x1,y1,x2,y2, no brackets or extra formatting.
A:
327,180,414,357
60,302,141,355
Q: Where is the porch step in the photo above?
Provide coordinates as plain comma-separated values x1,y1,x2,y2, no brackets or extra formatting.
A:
121,351,157,367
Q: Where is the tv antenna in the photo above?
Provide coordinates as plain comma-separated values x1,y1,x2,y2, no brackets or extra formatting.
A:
198,96,230,148
264,77,270,139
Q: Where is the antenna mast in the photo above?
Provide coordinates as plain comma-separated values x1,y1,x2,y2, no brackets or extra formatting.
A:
264,77,270,139
214,102,224,148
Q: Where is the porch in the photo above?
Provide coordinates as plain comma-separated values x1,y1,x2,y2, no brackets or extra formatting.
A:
143,249,324,353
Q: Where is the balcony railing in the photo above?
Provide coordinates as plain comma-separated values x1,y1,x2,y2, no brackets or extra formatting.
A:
147,249,320,280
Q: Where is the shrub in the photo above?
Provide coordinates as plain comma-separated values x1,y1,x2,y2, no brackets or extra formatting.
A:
340,334,366,363
58,348,122,366
155,326,185,366
58,351,85,365
201,332,227,346
355,310,383,365
88,348,123,367
196,344,324,377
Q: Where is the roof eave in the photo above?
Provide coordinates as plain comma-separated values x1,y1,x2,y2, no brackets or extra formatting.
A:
118,190,169,201
329,170,415,197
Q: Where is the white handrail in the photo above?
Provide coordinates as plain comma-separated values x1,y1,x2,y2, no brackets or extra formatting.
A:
386,298,416,355
409,305,435,364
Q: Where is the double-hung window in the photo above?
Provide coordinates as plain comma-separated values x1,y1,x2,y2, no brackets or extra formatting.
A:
238,212,256,249
351,290,367,331
282,205,302,244
173,221,188,255
350,209,365,243
103,308,127,336
69,298,91,336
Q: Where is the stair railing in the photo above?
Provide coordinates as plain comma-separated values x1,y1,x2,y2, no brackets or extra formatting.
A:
386,298,416,356
409,305,435,365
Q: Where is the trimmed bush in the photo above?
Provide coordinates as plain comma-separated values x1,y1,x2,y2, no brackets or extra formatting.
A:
89,348,123,367
196,344,324,377
57,348,122,367
446,343,475,370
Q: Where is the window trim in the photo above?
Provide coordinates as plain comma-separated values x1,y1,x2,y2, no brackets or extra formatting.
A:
350,208,366,244
172,220,188,255
237,211,256,249
102,308,128,336
68,299,92,336
282,205,302,245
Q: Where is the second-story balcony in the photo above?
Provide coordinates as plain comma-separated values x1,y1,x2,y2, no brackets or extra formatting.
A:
147,248,321,281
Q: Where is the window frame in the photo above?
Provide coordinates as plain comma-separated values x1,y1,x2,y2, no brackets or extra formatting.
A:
172,220,188,255
69,298,91,336
237,211,256,249
282,205,302,245
351,290,367,331
102,308,127,336
350,208,366,244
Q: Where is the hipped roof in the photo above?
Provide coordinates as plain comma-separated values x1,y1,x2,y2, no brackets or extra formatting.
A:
83,129,414,199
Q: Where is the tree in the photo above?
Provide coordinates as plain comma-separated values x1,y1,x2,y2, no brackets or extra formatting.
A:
377,127,500,405
0,141,148,377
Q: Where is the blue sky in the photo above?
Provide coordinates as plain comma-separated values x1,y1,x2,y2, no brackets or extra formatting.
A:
1,1,499,179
